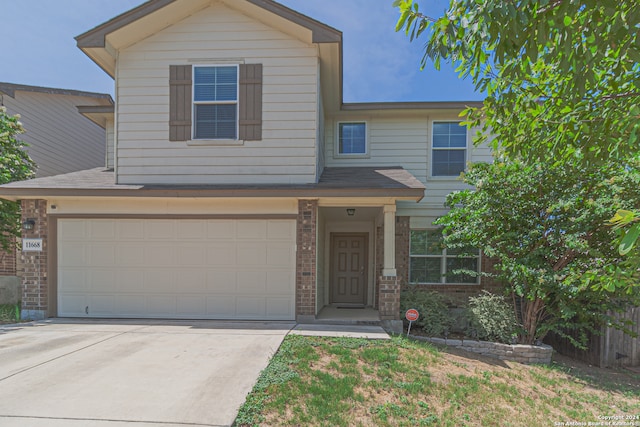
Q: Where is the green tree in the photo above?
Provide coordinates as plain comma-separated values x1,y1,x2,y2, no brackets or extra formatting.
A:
436,160,640,345
0,107,35,250
395,0,640,254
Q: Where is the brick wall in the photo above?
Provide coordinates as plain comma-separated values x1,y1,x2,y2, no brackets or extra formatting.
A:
378,276,400,320
0,235,17,276
296,199,317,318
20,199,48,320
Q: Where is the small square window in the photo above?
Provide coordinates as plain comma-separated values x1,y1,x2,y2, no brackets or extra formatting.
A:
432,121,467,177
338,122,367,155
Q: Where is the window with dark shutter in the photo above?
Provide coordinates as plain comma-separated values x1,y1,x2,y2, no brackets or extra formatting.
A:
169,65,192,142
169,63,262,142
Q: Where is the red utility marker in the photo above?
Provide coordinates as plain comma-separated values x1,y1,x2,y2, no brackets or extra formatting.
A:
405,309,419,322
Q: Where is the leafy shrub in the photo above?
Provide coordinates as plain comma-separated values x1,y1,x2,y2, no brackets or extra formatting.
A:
466,291,518,344
400,288,453,336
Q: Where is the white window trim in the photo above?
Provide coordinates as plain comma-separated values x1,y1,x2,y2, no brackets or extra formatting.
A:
430,120,469,179
191,64,240,142
334,121,369,158
409,229,481,285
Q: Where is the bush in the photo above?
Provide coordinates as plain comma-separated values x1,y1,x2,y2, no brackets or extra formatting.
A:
400,288,453,336
466,291,518,344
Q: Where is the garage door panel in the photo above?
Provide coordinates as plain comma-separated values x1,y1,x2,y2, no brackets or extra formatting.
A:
207,220,236,239
59,295,87,316
206,271,237,292
205,296,236,317
177,245,206,266
58,244,87,266
88,295,116,315
117,245,145,266
267,242,295,267
88,221,116,239
144,270,174,293
115,295,146,316
177,296,206,315
237,242,267,266
267,271,295,293
207,244,237,265
267,220,295,240
237,221,268,239
236,297,266,317
144,221,175,239
178,221,206,239
116,220,145,240
237,271,267,293
60,269,88,292
116,271,145,292
90,270,117,292
147,296,176,315
177,270,207,292
89,245,116,267
266,297,294,318
58,219,295,320
144,246,175,266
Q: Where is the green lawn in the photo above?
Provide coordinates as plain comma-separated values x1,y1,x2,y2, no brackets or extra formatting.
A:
235,335,640,427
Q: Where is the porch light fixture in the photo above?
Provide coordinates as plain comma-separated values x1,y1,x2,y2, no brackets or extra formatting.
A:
22,218,36,230
346,208,356,216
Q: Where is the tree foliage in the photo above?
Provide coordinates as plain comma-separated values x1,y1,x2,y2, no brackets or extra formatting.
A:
436,160,640,345
0,107,35,250
396,0,640,253
395,0,640,164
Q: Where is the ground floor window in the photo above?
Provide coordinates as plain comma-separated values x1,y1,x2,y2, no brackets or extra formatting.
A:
409,229,479,284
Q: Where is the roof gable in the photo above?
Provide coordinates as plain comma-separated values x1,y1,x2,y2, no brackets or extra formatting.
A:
76,0,341,78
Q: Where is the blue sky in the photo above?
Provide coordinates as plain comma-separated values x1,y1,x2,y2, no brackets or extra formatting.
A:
0,0,481,102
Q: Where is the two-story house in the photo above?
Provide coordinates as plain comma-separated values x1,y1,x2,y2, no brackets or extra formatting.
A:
0,83,113,279
0,0,494,328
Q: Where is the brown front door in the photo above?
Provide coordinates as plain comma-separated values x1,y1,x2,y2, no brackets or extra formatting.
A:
330,233,368,305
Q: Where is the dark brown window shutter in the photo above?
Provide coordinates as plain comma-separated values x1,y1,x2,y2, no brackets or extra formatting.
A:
239,64,263,141
169,65,192,141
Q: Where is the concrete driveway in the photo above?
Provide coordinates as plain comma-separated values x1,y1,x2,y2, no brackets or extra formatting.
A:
0,319,293,427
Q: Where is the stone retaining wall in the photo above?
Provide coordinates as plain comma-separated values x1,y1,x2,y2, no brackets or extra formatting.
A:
414,336,553,364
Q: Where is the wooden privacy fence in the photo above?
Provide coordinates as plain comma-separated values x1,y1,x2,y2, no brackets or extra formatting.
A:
546,307,640,368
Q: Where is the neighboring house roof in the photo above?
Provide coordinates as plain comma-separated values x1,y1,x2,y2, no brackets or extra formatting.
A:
0,167,425,200
0,82,113,104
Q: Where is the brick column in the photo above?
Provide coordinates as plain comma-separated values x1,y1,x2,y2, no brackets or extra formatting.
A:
20,200,48,320
378,276,400,320
296,199,317,321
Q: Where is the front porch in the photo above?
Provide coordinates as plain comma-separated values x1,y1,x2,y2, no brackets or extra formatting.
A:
295,198,413,333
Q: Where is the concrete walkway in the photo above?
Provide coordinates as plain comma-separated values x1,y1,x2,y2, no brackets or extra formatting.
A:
291,324,390,339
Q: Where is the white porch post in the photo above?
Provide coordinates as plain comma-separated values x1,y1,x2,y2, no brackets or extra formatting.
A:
382,204,397,277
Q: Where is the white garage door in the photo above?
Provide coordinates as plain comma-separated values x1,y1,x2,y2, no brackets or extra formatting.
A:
57,218,296,320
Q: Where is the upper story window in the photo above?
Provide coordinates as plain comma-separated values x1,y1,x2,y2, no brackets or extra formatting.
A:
193,65,238,140
337,122,367,156
409,229,480,285
170,64,262,143
432,121,467,177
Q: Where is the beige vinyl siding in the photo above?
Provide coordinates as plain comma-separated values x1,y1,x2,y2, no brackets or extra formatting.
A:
1,91,108,177
106,118,115,169
324,114,493,218
115,3,319,185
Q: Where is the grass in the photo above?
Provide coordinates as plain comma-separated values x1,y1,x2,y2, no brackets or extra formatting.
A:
0,303,20,324
234,335,640,427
